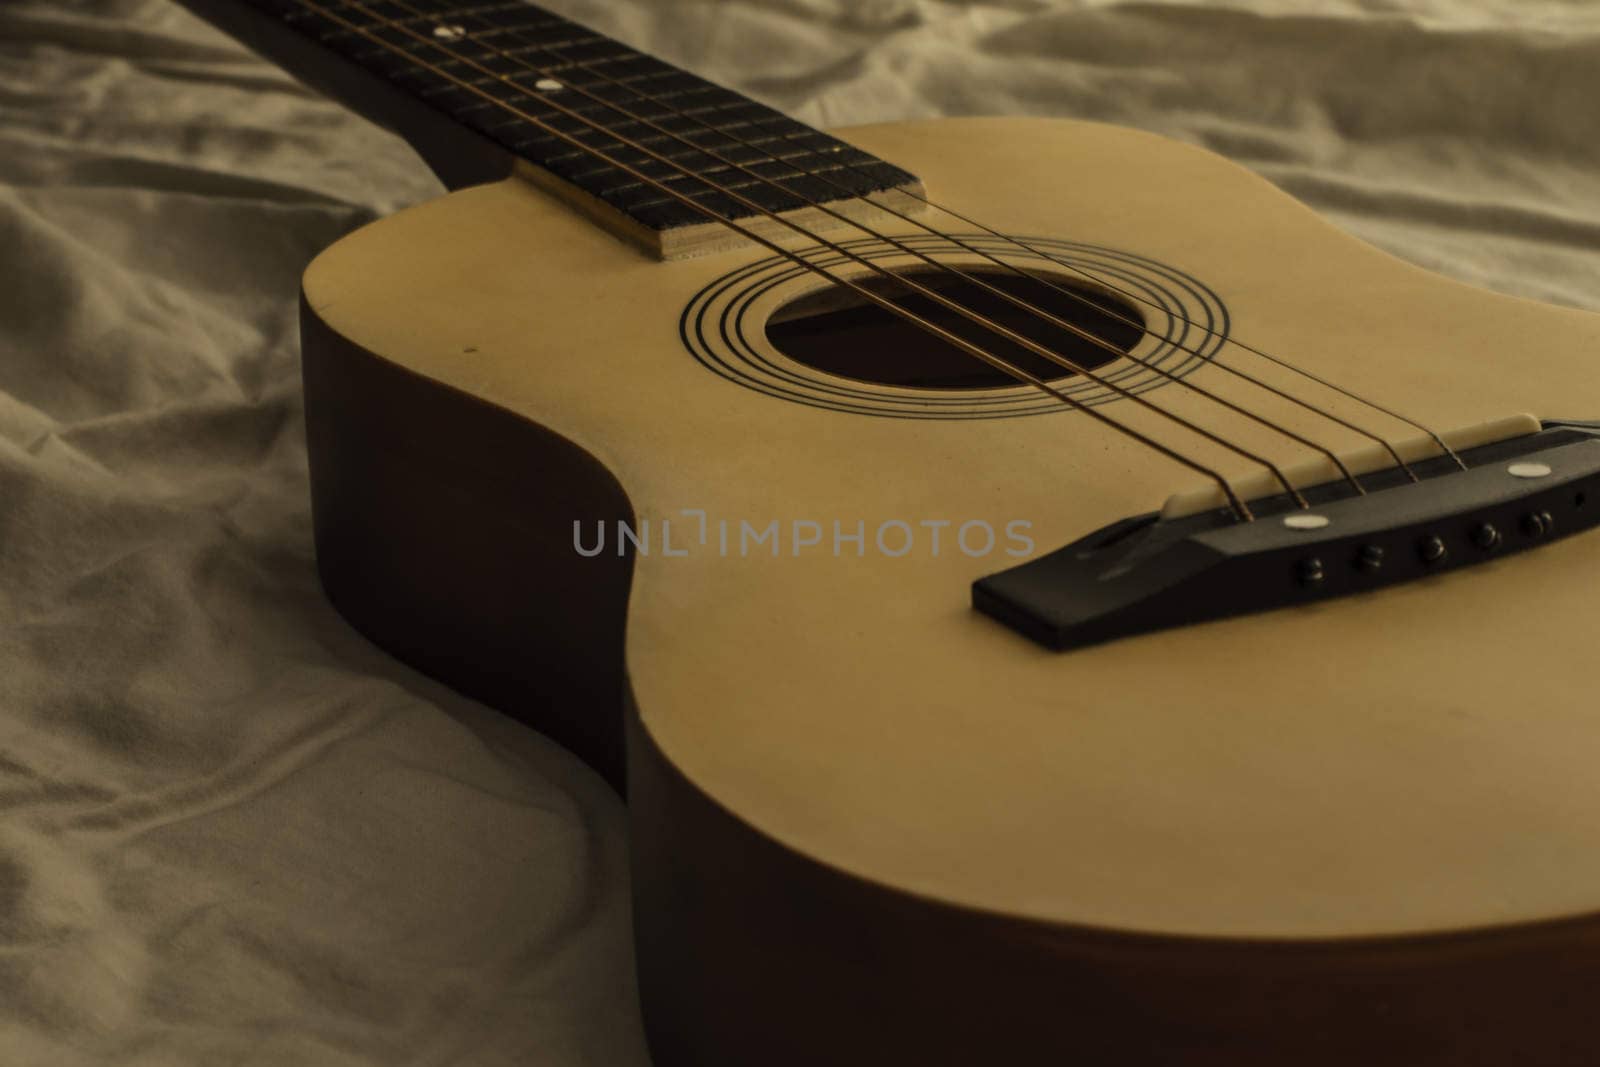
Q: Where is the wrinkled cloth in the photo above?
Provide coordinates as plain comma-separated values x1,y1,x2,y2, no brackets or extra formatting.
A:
0,1,1596,1064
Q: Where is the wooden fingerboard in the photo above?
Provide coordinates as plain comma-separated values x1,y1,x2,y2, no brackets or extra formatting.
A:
212,0,925,257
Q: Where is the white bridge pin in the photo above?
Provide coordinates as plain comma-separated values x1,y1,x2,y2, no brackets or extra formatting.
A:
432,24,467,40
534,78,564,92
1508,461,1553,479
1282,513,1331,530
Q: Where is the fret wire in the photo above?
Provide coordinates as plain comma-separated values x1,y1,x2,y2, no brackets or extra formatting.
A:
285,0,850,194
305,2,525,31
616,164,869,206
566,150,844,184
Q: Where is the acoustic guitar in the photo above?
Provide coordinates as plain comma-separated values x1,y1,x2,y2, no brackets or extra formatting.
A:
171,2,1600,1064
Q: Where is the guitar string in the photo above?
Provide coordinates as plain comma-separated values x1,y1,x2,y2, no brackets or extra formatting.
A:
372,1,1382,501
321,0,1465,483
863,192,1469,471
380,0,1380,496
428,0,1464,474
327,0,1463,502
292,0,1272,516
336,0,1466,504
341,2,1463,478
315,0,1317,511
459,16,1435,484
291,0,1261,517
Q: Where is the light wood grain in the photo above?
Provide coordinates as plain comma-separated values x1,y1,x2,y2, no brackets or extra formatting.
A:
304,116,1600,946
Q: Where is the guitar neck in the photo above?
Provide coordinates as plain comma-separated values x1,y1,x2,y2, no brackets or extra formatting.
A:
173,0,923,257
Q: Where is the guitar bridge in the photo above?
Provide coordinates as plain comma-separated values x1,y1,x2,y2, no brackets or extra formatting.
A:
973,420,1600,650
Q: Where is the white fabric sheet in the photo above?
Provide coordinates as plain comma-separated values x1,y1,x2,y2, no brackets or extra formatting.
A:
1,1,1596,1063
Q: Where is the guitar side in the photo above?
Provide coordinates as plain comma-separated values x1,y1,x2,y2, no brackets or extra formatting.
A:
300,116,1600,1065
301,291,636,784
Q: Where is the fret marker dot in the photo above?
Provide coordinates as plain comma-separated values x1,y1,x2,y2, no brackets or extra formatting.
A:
1282,513,1330,530
1507,462,1552,479
432,24,467,40
534,78,564,92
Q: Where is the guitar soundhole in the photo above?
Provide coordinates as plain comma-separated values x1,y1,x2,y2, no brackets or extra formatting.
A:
682,234,1225,420
765,268,1146,390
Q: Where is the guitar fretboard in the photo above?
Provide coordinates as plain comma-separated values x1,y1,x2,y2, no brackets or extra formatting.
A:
249,0,920,236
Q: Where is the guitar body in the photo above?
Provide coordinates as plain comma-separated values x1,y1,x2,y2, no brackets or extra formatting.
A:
300,116,1600,1065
